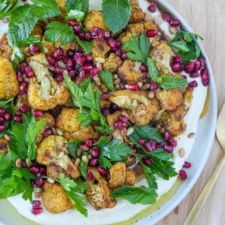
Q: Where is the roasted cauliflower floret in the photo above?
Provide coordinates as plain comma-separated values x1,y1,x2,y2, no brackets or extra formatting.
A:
103,53,122,73
42,182,73,213
118,60,143,84
84,11,108,31
109,162,126,189
150,41,175,74
37,135,80,179
0,138,9,153
86,168,116,210
0,35,12,59
38,113,55,127
110,90,160,125
27,54,70,110
55,0,65,10
92,39,111,59
130,0,145,23
47,164,67,180
125,169,136,186
157,89,184,111
0,57,19,100
56,108,98,141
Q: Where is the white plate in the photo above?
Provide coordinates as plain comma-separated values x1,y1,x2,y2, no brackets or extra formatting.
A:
0,0,217,225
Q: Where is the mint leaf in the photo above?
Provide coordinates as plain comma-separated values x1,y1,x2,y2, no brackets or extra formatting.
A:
0,0,19,19
74,36,92,54
67,141,82,158
157,75,188,90
147,149,173,161
102,0,131,33
66,9,85,22
123,34,150,63
65,0,89,14
79,161,88,179
147,57,159,82
141,164,157,189
98,69,114,91
45,22,75,45
59,174,88,217
0,98,13,108
111,186,157,205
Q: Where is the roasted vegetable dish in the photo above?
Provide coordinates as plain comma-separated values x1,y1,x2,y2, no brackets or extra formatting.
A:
0,0,209,218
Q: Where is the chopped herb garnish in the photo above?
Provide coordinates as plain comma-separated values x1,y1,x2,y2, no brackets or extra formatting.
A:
157,75,188,90
98,69,115,92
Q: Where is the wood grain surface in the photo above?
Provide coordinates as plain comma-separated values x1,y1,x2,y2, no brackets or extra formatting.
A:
156,0,225,225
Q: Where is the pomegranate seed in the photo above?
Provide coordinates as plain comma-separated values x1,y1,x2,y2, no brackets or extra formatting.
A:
85,139,93,147
91,27,98,38
201,69,209,86
193,60,201,72
179,169,187,180
68,20,76,26
17,71,24,82
87,171,94,181
79,69,86,80
33,110,44,118
83,64,93,72
101,92,111,100
30,44,39,54
32,207,43,215
67,58,74,67
115,49,122,57
86,54,93,62
75,56,86,65
185,61,195,74
42,128,53,138
114,121,123,130
109,103,118,114
84,32,91,41
145,141,156,152
183,161,192,169
36,178,44,187
19,82,28,94
20,63,28,73
56,75,64,83
69,70,77,78
108,38,121,49
0,109,6,116
102,108,110,116
146,29,158,38
0,117,5,124
119,115,129,123
97,29,105,39
168,139,177,148
14,114,22,122
138,139,146,145
188,80,198,88
170,18,180,27
29,166,39,174
150,82,158,91
164,145,174,153
73,25,81,33
98,166,108,176
140,64,148,73
163,12,172,23
67,50,75,58
0,124,5,132
78,31,85,40
90,67,101,76
89,158,98,167
148,1,157,12
53,48,63,60
190,72,200,78
171,63,183,72
32,200,41,208
21,104,30,113
120,53,128,61
91,147,100,158
144,158,153,166
163,131,172,141
125,83,140,91
47,56,55,66
199,57,206,68
172,55,183,65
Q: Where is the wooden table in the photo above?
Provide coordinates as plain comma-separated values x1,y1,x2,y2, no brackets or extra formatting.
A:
157,0,225,224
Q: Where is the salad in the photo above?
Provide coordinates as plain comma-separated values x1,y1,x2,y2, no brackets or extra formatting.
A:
0,0,209,221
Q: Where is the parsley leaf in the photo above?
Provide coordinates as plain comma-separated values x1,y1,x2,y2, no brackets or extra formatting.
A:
65,0,89,14
64,75,110,133
74,36,93,54
66,9,85,22
111,186,157,205
169,31,202,64
0,0,19,19
59,174,88,216
147,57,159,82
122,34,150,63
9,112,46,160
45,22,75,45
98,69,114,91
0,98,13,108
67,141,82,158
102,0,131,33
79,161,88,179
141,164,157,189
157,75,188,90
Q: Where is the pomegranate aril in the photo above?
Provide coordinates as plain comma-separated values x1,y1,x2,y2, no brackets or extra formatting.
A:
145,141,156,152
32,200,41,208
32,207,43,215
140,64,148,73
163,12,172,23
179,169,187,180
90,67,101,76
53,48,63,60
114,120,123,130
0,125,5,132
125,83,139,91
119,115,129,123
144,158,153,166
120,53,127,61
150,82,158,91
98,166,108,176
30,44,39,54
87,171,94,181
73,25,81,33
91,147,100,158
19,82,28,94
188,80,198,88
68,19,76,26
83,64,93,72
164,145,174,153
84,32,91,41
172,55,183,65
163,131,172,141
14,114,22,122
172,63,183,72
170,18,180,27
183,161,192,169
0,117,5,124
193,60,201,72
47,56,55,66
146,29,158,38
21,104,30,113
185,61,195,74
43,128,53,138
102,108,110,116
89,158,98,167
138,139,146,145
33,110,44,118
17,71,24,82
148,1,157,12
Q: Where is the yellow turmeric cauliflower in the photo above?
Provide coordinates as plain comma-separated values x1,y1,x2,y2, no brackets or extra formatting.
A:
103,53,122,73
42,182,73,213
92,39,111,59
0,57,19,100
37,135,80,179
27,54,70,110
56,108,98,141
0,35,12,59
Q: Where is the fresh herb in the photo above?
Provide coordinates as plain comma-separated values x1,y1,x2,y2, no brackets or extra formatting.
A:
169,31,202,64
122,34,151,63
141,164,157,189
59,174,88,216
96,137,132,168
66,9,85,22
111,186,157,205
64,75,110,133
45,22,75,45
0,99,13,108
0,0,19,19
157,75,188,90
9,112,46,160
74,36,93,54
147,57,159,82
98,69,114,91
67,141,82,158
102,0,131,33
79,160,88,179
65,0,89,14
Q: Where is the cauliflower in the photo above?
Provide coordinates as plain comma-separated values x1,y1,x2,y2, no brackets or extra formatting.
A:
156,89,184,111
86,168,116,210
118,60,143,84
27,54,70,110
0,57,19,100
0,138,9,153
103,53,122,73
109,90,160,125
56,108,98,142
129,0,145,23
42,182,73,213
109,162,126,189
125,169,136,186
47,164,67,180
0,35,12,59
150,41,175,74
92,39,111,59
84,11,108,31
38,113,55,127
37,135,80,179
